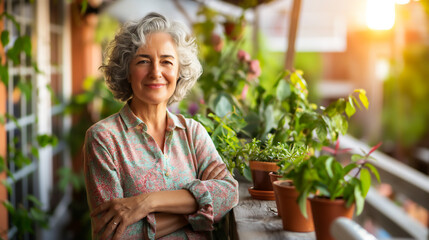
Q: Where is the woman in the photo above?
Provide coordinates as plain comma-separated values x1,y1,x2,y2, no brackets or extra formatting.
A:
84,12,239,240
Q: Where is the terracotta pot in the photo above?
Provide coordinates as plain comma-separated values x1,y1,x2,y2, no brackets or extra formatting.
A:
310,197,355,240
269,171,282,183
249,161,279,191
273,180,314,232
269,172,282,216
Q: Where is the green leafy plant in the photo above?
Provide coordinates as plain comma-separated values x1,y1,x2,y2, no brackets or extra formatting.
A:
240,134,292,163
194,107,247,174
0,9,63,239
287,140,381,218
276,144,310,177
0,114,57,239
269,70,369,151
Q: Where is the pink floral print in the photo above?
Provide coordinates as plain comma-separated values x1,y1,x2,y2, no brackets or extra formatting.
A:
84,103,239,239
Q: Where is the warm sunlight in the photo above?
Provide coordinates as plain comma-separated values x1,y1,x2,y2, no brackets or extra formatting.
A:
396,0,410,4
366,0,396,30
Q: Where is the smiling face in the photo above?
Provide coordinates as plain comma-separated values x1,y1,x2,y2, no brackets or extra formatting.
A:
128,32,180,108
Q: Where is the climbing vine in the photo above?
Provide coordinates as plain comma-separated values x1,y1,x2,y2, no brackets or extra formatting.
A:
0,8,56,240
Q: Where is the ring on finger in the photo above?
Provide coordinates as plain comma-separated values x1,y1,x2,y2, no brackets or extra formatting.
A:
112,219,119,225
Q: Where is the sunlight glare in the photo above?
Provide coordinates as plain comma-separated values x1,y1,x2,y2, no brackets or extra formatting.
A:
366,0,396,30
396,0,410,4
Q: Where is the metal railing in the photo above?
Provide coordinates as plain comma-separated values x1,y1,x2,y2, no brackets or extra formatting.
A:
340,135,429,240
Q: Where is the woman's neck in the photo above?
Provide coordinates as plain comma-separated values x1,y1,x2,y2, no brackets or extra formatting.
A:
129,99,167,132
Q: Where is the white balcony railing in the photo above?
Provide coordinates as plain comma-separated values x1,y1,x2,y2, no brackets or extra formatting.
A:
340,135,429,240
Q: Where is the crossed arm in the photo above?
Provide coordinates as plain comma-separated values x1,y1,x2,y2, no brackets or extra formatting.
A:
90,161,228,240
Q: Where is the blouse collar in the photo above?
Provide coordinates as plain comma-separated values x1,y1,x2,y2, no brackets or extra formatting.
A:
120,103,186,132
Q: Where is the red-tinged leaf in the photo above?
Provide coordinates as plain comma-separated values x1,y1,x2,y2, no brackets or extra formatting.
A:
368,142,382,156
322,146,336,154
335,138,340,152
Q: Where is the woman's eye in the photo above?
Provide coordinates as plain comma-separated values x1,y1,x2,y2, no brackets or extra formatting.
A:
138,60,150,64
163,61,173,65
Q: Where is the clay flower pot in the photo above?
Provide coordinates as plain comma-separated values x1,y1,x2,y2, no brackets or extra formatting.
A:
268,171,282,183
273,180,314,232
269,172,282,216
310,197,355,240
248,160,279,200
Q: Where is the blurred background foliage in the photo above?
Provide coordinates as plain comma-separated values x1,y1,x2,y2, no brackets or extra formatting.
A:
34,0,429,238
382,44,429,160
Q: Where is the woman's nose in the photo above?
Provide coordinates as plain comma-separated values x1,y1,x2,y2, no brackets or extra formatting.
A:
150,62,162,78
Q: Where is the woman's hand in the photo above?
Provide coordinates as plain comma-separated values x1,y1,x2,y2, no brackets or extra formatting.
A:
91,194,152,240
201,161,227,181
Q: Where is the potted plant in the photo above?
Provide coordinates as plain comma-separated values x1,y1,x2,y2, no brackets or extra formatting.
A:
287,140,381,240
240,135,292,200
193,107,248,175
272,145,314,232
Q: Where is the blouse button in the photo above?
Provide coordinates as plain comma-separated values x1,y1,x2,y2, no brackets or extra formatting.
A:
165,171,169,177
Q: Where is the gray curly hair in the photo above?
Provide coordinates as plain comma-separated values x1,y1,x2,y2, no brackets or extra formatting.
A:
100,12,202,104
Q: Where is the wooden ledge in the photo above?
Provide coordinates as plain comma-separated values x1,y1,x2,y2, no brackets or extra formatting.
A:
232,178,315,240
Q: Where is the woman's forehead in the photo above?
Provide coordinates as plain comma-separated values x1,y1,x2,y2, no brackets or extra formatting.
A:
136,32,178,55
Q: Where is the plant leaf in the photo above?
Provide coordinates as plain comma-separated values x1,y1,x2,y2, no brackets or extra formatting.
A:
0,64,9,86
345,97,356,118
22,36,32,56
2,200,14,214
18,80,32,100
367,142,382,156
81,0,88,14
27,195,42,207
213,94,233,117
354,185,364,215
365,163,381,183
351,154,362,162
325,156,334,178
276,79,291,101
31,146,39,158
37,134,58,147
343,163,358,175
297,189,310,218
315,120,327,143
243,164,252,182
321,146,336,154
358,91,369,109
351,96,362,110
1,30,9,46
360,168,371,197
1,179,12,195
194,114,214,132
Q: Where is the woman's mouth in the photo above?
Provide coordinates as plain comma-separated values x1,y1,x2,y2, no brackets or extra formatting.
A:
146,84,166,89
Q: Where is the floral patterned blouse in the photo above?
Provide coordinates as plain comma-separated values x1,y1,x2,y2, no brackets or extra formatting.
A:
84,103,239,240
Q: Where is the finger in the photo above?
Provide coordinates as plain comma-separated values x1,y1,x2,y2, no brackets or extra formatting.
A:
206,163,226,180
93,210,115,233
112,221,127,240
101,218,120,240
201,161,217,180
91,201,110,217
213,168,227,180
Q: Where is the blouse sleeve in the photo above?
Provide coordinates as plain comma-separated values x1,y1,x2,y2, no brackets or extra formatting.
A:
183,121,239,231
84,127,155,240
